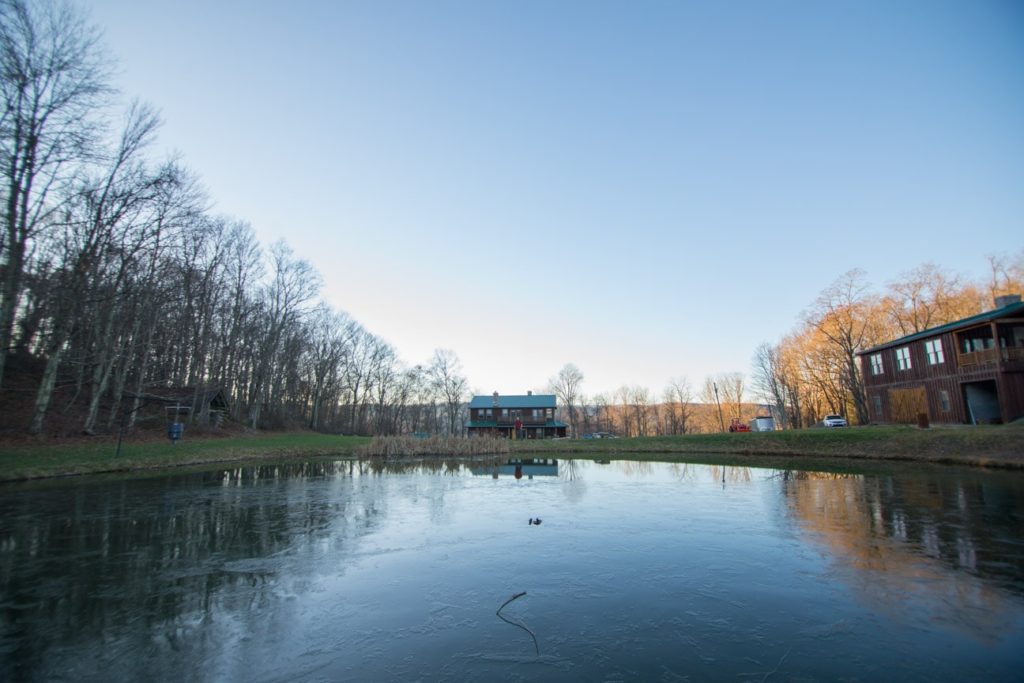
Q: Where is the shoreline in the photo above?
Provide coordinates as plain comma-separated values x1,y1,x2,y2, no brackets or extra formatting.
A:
512,426,1024,470
1,424,1022,483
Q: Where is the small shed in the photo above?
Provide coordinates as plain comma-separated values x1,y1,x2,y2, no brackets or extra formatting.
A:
161,386,230,426
749,416,776,432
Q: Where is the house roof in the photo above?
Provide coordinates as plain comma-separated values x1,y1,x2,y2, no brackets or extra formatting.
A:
139,386,229,408
859,300,1024,355
468,394,557,409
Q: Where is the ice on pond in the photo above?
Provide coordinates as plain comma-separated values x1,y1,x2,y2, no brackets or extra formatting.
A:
1,457,1023,681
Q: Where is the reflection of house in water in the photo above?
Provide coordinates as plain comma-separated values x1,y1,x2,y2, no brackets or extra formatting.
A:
469,459,559,479
781,471,1024,640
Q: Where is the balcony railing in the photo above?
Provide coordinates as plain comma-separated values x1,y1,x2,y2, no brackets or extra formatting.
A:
957,346,1024,370
1003,347,1024,365
471,414,552,424
959,348,998,368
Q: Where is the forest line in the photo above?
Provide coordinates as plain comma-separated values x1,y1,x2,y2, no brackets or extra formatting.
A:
2,1,1020,439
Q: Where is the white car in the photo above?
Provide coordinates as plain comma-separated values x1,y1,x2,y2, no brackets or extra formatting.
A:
822,414,848,427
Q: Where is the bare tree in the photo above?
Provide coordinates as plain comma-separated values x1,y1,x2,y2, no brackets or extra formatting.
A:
339,324,375,434
987,249,1024,301
661,376,694,434
751,343,789,429
246,241,320,428
28,105,183,433
701,372,746,431
429,348,467,436
404,363,436,435
210,220,262,416
802,269,880,425
76,107,195,433
628,385,653,436
0,0,112,387
613,385,633,436
302,306,356,431
591,393,611,433
368,338,400,435
881,262,982,336
548,362,583,437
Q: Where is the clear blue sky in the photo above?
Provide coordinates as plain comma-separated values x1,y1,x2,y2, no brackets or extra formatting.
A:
88,0,1024,398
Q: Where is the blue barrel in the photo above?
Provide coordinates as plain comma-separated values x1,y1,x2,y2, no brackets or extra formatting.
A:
168,422,184,442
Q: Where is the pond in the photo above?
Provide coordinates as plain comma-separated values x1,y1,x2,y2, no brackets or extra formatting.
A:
1,457,1023,682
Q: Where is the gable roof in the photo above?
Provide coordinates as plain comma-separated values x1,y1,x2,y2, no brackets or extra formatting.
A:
469,394,557,409
859,300,1024,355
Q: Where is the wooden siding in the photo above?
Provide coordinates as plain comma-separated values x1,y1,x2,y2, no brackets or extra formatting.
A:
889,387,927,424
861,325,1024,424
998,372,1024,423
862,330,963,388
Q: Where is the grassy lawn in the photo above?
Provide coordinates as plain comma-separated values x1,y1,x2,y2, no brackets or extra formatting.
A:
510,424,1024,469
0,432,370,482
1,424,1021,482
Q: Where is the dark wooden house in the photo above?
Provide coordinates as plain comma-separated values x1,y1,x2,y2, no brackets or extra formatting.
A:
466,392,568,438
858,296,1024,425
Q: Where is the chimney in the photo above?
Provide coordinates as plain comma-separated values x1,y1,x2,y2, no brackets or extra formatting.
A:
492,391,499,407
995,294,1021,309
527,390,532,396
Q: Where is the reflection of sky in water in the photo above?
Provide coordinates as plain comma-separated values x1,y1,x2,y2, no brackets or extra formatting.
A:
1,459,1022,682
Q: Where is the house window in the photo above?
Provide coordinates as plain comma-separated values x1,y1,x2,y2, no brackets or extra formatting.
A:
546,408,553,419
939,390,951,412
925,339,944,365
501,409,508,418
872,395,882,416
895,347,912,371
869,353,884,375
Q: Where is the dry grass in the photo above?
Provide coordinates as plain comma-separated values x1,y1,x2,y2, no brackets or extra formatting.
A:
510,423,1024,469
356,435,510,458
0,432,369,482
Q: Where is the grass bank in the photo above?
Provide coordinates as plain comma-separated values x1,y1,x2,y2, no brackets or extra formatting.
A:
0,432,369,482
2,424,1021,483
511,424,1024,469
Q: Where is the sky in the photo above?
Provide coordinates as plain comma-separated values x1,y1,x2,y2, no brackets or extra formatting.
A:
86,0,1024,399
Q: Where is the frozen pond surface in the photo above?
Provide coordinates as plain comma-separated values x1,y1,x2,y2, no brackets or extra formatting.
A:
2,457,1024,682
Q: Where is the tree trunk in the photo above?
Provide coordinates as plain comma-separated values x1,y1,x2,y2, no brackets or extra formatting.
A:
82,302,121,433
29,346,64,434
0,235,26,389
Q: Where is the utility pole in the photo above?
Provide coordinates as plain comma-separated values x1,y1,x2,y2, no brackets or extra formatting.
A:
713,382,726,432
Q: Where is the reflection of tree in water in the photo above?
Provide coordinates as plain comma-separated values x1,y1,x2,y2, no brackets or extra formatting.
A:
709,465,752,484
770,470,857,481
780,470,1024,640
668,463,700,481
0,456,531,679
0,461,391,681
365,456,505,476
655,463,755,484
560,459,587,504
618,461,654,476
560,458,585,482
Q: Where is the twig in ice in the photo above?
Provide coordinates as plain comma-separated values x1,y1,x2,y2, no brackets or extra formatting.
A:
496,591,539,656
759,647,792,682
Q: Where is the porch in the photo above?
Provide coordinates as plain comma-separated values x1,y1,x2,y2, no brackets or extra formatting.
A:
956,321,1024,371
